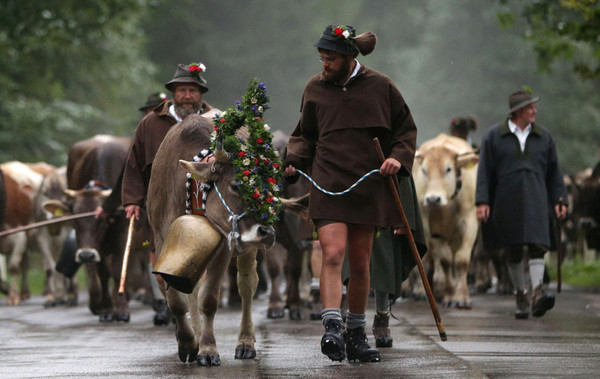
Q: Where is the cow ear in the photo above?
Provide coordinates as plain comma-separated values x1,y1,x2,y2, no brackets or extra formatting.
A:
64,189,77,199
101,189,112,199
43,199,71,217
414,151,424,166
456,151,479,169
179,160,214,182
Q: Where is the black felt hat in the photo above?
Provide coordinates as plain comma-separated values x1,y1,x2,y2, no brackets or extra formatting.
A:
165,63,208,93
508,90,540,114
139,92,168,111
314,24,359,56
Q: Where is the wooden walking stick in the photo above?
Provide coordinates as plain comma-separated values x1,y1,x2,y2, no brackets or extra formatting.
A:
373,138,447,341
118,215,136,294
555,197,565,293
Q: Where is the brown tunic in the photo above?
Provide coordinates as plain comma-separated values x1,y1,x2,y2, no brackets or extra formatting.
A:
122,100,213,207
283,66,417,227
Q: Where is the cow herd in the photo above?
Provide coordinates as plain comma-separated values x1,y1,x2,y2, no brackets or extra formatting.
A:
0,127,598,366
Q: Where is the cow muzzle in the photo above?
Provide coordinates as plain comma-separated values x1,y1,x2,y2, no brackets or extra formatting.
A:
240,224,276,249
75,248,101,263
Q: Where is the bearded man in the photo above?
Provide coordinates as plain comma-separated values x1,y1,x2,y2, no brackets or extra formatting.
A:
122,63,213,220
283,25,418,363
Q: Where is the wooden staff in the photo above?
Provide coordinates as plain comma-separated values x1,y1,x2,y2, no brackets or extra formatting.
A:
373,138,447,341
556,197,565,293
118,215,136,294
0,211,95,238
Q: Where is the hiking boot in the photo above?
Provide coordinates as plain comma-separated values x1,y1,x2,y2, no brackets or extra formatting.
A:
320,319,346,361
346,327,381,362
531,285,555,318
515,289,530,319
372,311,393,348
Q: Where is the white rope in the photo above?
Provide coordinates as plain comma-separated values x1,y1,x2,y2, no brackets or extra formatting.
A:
295,168,381,196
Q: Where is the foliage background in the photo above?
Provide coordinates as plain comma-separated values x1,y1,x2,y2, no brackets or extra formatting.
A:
1,0,599,173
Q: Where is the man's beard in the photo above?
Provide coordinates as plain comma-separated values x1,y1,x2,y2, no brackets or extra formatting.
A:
174,101,202,118
322,58,352,84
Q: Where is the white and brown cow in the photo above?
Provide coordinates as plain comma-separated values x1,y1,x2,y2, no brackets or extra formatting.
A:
44,135,151,322
0,161,55,305
412,133,479,308
30,166,78,307
147,114,303,366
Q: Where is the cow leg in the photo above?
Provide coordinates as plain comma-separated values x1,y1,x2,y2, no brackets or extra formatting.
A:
235,248,258,359
166,286,198,363
285,244,307,321
85,263,103,315
453,219,477,309
36,231,59,307
97,261,115,322
197,246,234,366
266,243,284,319
112,257,130,322
7,232,27,305
19,248,31,301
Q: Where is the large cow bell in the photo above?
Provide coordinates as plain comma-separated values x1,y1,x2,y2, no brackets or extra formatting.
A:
152,215,222,294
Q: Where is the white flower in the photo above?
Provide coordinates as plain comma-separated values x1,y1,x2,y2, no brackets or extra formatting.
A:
272,185,279,192
272,197,279,202
258,106,264,113
274,150,280,157
263,124,270,131
249,178,256,186
199,63,206,72
240,144,247,152
342,30,350,39
243,158,250,166
251,97,257,104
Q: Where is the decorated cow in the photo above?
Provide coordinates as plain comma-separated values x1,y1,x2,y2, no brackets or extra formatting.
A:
148,79,305,366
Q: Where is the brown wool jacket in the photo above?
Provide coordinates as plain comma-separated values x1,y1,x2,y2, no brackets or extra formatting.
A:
283,65,417,227
121,100,213,207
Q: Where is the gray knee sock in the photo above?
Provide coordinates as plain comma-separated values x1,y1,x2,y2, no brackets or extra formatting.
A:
529,258,545,288
375,290,391,313
346,312,366,330
321,308,343,325
507,260,526,291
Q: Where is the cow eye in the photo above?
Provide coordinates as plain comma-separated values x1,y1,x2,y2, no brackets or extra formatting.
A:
421,167,427,176
230,184,239,192
445,167,452,174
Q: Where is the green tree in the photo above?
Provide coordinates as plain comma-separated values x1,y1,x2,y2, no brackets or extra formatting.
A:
0,0,161,165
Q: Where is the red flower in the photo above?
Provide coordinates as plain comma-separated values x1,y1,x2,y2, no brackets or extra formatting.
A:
190,65,200,72
264,159,270,165
267,177,276,184
254,157,259,164
334,27,344,36
214,126,218,131
256,138,264,144
265,197,274,203
273,163,280,169
252,192,260,200
237,152,246,157
220,118,226,123
243,170,251,176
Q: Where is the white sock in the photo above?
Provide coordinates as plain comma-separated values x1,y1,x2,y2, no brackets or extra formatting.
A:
529,258,545,288
507,260,526,291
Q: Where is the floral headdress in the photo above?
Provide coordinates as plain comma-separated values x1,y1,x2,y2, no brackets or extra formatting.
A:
189,62,206,78
210,78,282,225
332,25,352,41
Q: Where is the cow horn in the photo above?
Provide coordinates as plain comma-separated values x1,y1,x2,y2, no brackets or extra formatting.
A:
214,135,229,162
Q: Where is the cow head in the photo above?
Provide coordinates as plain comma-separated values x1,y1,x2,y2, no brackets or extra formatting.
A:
180,154,277,255
415,146,478,207
43,185,112,263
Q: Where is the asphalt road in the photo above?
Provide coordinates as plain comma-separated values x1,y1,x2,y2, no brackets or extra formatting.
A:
1,285,599,378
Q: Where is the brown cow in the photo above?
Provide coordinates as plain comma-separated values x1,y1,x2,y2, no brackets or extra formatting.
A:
44,135,151,322
0,161,54,305
412,134,479,308
147,114,303,366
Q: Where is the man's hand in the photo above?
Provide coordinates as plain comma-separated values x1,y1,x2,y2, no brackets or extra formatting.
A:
555,203,567,220
284,165,297,177
380,158,401,177
125,204,140,220
94,206,108,219
476,204,490,222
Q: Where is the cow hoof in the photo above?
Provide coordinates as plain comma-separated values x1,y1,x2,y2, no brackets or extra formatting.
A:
288,308,304,321
114,312,130,322
235,343,256,359
44,300,57,308
267,307,284,319
197,353,221,366
66,299,78,307
99,313,114,323
177,344,199,363
456,301,472,309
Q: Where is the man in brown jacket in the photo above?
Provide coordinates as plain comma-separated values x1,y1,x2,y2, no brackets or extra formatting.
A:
121,63,214,323
284,25,417,363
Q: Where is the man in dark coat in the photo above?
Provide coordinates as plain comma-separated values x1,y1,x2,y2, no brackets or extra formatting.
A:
121,63,214,324
476,90,567,319
283,24,418,363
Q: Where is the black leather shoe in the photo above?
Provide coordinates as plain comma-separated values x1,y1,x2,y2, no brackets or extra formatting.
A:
346,327,380,362
321,319,346,361
515,290,529,319
532,285,555,317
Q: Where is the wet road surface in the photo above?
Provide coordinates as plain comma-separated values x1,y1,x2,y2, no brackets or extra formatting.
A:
1,285,599,378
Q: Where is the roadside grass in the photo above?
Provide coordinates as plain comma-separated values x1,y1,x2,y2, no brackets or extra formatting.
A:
549,257,600,290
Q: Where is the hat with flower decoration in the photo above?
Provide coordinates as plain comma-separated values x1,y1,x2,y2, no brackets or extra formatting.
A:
165,62,209,93
139,92,168,111
315,24,359,57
